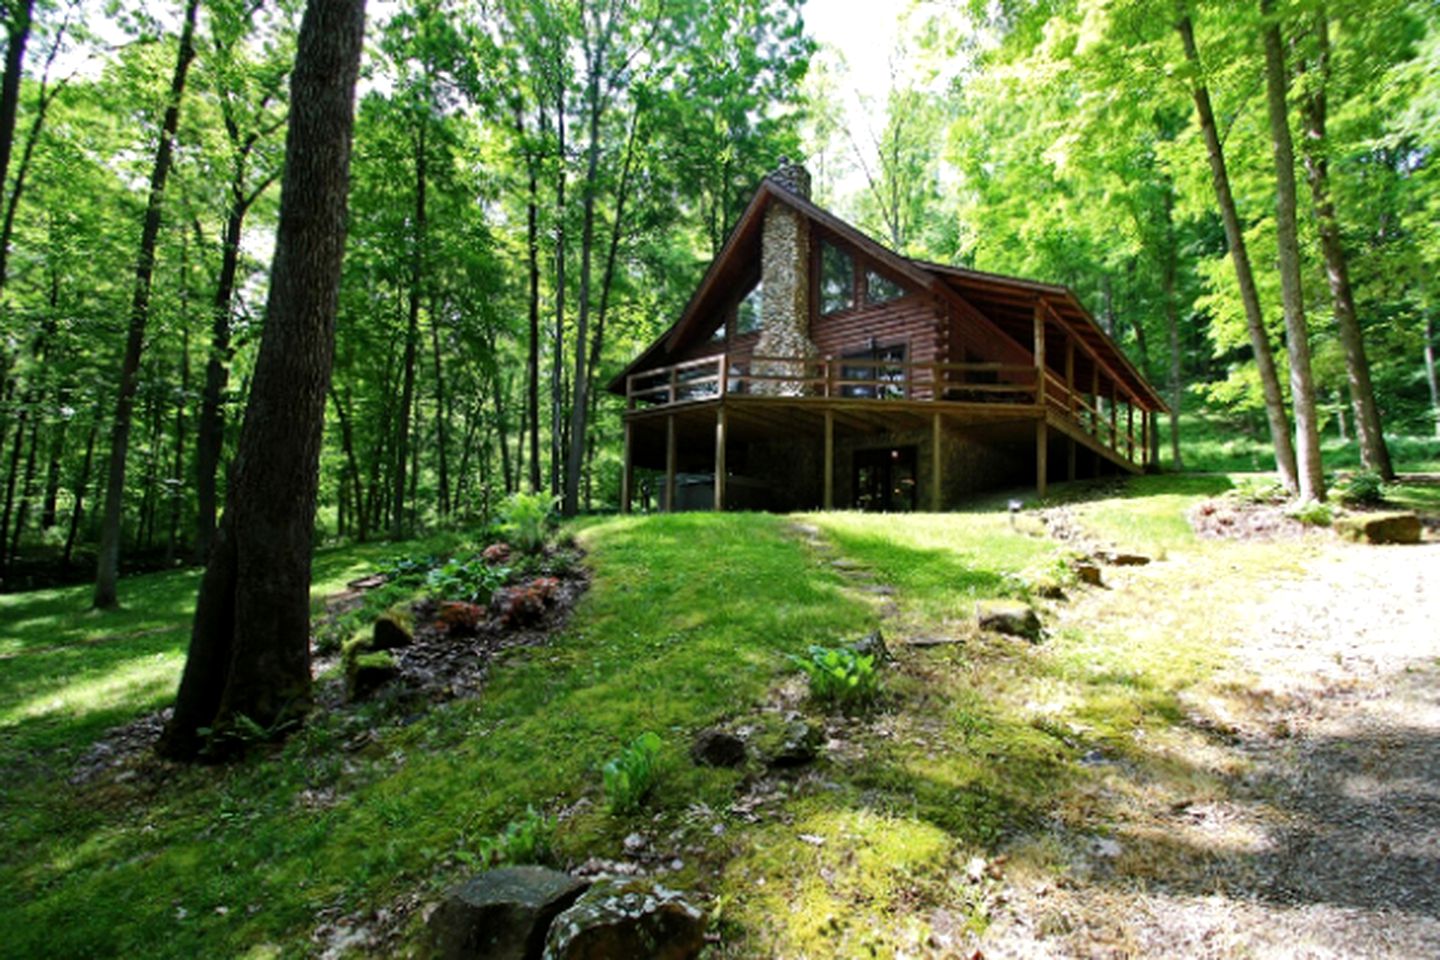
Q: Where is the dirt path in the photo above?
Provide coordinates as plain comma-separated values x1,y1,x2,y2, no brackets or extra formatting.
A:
990,541,1440,959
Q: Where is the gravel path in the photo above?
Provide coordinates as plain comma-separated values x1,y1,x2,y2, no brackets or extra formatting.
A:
990,541,1440,959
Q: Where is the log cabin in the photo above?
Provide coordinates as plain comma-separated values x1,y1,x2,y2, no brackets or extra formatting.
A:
608,161,1166,513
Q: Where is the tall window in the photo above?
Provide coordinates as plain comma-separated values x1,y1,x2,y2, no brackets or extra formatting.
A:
820,242,854,314
737,282,762,335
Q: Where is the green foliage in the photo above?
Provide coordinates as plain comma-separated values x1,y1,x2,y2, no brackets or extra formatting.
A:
602,731,664,815
1287,500,1334,527
792,644,881,710
1231,476,1290,505
499,492,556,554
1336,470,1387,506
424,555,511,605
467,806,555,869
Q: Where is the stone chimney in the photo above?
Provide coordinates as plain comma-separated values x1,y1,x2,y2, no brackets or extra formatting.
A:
753,158,817,395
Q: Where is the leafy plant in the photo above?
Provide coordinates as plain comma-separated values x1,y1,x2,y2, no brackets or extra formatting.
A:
468,806,555,868
499,491,556,553
1336,470,1386,506
1230,477,1289,505
1286,500,1333,527
792,644,881,710
494,576,560,628
424,555,510,605
602,732,663,814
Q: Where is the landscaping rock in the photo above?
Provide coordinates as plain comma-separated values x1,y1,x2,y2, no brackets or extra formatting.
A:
765,719,821,768
346,650,400,701
974,600,1042,642
1334,511,1421,545
907,634,963,648
690,728,746,768
372,606,415,650
542,879,705,960
427,866,589,960
850,629,891,663
1073,562,1103,587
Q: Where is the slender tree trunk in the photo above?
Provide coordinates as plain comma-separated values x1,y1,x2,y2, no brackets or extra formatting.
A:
427,298,450,517
62,410,99,573
1176,12,1298,492
1298,8,1392,479
167,329,190,564
0,397,25,574
0,0,34,210
519,104,543,495
392,124,426,538
93,0,200,608
39,405,66,529
160,0,365,760
551,90,566,502
1161,186,1184,470
1425,311,1439,440
1261,0,1324,501
7,410,39,561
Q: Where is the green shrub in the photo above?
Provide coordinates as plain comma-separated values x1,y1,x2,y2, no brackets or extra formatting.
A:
469,806,555,868
424,555,510,605
1231,476,1289,505
500,491,556,553
1287,500,1333,527
793,644,881,710
1336,470,1386,506
602,732,663,814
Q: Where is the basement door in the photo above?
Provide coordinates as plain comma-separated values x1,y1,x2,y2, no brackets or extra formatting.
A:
853,446,917,512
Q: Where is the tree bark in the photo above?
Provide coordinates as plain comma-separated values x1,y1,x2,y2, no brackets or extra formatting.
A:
1260,0,1325,501
518,104,543,495
62,409,99,573
159,0,365,760
550,86,566,502
1297,8,1392,479
1176,11,1298,491
427,297,450,517
93,0,200,608
166,328,190,564
392,122,426,538
0,0,34,212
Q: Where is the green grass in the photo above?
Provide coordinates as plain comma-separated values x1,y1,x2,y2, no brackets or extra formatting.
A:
1158,411,1440,474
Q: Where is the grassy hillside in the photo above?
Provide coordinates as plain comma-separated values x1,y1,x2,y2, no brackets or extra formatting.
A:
2,473,1435,958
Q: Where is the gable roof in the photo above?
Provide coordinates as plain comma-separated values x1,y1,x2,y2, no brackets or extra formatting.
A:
607,178,1166,412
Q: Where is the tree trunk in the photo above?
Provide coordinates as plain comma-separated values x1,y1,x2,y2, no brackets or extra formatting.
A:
39,404,66,529
7,408,39,561
427,297,450,517
1160,186,1184,470
93,0,200,608
1425,311,1440,440
392,123,426,538
1260,0,1325,501
0,0,34,212
160,0,365,761
62,409,99,573
167,328,190,565
0,396,26,574
519,104,543,495
550,90,566,502
1297,8,1392,479
1176,12,1298,492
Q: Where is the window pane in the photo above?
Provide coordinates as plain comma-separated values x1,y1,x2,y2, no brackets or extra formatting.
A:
821,243,854,314
867,270,905,304
737,282,762,335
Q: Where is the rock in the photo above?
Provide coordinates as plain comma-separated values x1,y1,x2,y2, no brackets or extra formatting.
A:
1093,551,1150,567
974,600,1041,642
1334,511,1421,545
427,866,589,960
372,606,415,650
690,728,746,768
346,650,400,701
850,629,891,663
1073,563,1103,587
765,719,821,769
830,558,866,571
906,635,962,648
543,879,705,960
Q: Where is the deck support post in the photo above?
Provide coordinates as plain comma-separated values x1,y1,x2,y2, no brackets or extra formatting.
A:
1109,383,1118,451
665,414,677,512
1127,403,1135,463
931,412,943,512
714,404,727,512
823,409,834,510
1090,365,1100,438
621,420,633,514
1067,435,1077,482
1035,417,1049,498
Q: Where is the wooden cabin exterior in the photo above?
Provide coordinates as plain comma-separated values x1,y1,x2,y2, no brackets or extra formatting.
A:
608,162,1166,513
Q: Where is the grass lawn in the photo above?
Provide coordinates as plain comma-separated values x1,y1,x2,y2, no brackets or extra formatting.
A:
2,469,1435,958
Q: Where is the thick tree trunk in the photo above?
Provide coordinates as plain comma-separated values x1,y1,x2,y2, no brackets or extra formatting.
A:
392,123,426,538
1261,0,1325,501
1176,12,1299,491
1425,312,1440,440
93,0,200,608
159,0,365,760
1298,9,1392,479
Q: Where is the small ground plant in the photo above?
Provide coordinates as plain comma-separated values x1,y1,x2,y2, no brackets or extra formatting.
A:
793,644,881,711
424,555,510,605
1336,470,1386,506
467,806,555,868
500,491,556,553
602,732,663,814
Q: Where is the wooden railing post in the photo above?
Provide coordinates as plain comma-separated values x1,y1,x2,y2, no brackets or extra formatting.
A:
626,374,635,411
669,366,679,405
718,353,728,398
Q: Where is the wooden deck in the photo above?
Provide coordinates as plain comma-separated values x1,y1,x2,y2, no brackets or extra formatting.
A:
620,353,1154,512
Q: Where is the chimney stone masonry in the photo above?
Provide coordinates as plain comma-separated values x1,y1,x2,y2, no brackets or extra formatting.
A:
753,158,818,396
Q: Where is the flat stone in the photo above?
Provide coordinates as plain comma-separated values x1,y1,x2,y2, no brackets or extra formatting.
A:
690,728,746,768
830,558,867,571
543,879,705,960
975,600,1042,642
1334,511,1421,545
1073,563,1103,587
1093,551,1151,567
906,635,962,648
857,584,895,596
427,866,589,960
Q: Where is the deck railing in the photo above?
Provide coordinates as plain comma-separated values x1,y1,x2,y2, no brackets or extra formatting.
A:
625,351,1149,468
